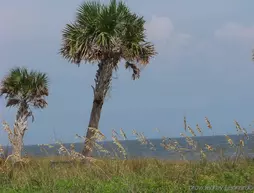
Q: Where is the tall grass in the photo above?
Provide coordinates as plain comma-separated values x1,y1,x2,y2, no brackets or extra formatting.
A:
0,157,253,192
0,117,253,192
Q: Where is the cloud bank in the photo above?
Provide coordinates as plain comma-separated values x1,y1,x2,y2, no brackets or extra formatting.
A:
215,22,254,41
145,15,191,43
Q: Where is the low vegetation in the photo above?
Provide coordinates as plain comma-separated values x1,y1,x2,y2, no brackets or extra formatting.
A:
0,117,253,192
0,157,253,193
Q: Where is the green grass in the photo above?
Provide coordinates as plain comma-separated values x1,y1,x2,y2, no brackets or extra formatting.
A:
0,157,254,193
1,117,253,192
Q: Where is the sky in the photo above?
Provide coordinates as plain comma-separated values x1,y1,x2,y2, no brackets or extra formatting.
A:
1,0,254,145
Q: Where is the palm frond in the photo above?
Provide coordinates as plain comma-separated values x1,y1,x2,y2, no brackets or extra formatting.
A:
32,98,48,109
125,62,140,80
123,42,156,65
6,98,21,107
0,67,49,109
60,0,156,72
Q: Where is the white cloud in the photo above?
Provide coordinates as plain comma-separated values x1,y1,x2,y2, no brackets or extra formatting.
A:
144,15,191,58
145,16,174,41
145,15,191,43
215,22,254,40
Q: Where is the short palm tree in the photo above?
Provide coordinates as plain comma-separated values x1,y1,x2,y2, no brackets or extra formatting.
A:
60,0,156,157
0,67,49,161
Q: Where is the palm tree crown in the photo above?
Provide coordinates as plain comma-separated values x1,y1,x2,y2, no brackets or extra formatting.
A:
60,0,156,78
0,67,49,109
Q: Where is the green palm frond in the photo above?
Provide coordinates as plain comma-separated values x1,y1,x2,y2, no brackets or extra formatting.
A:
0,67,49,109
60,0,156,71
123,42,156,65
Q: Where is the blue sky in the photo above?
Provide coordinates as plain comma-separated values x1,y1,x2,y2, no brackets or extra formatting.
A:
1,0,254,145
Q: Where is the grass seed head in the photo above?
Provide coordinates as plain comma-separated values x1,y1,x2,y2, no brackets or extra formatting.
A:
205,117,212,129
184,116,187,132
188,126,196,136
224,135,234,147
239,140,244,147
196,124,203,135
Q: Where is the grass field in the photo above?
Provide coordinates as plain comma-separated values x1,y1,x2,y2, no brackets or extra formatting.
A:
0,156,254,193
0,118,253,192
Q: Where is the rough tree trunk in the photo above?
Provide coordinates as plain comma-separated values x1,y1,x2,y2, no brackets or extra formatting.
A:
11,132,23,162
82,60,114,157
11,102,29,162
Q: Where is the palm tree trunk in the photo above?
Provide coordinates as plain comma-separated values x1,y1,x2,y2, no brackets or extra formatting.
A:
11,102,29,162
82,60,114,157
11,131,23,162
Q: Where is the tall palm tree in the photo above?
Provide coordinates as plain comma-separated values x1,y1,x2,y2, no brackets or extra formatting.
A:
60,0,156,157
0,67,49,161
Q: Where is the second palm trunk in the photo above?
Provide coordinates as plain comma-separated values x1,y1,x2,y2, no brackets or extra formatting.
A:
82,60,114,157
